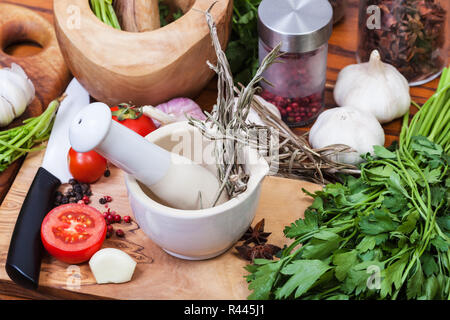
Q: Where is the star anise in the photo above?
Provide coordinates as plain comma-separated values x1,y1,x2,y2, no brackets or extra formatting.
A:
240,219,271,245
235,244,281,262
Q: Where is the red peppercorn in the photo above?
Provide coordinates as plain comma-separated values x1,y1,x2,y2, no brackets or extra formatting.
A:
114,214,121,223
116,229,125,237
123,216,131,223
107,225,114,233
261,89,323,126
106,214,114,225
82,195,90,205
105,196,113,202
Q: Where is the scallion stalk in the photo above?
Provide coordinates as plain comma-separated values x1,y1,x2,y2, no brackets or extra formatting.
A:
90,0,121,30
0,97,63,172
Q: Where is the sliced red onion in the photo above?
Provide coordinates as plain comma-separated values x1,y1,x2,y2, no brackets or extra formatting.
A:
152,98,206,127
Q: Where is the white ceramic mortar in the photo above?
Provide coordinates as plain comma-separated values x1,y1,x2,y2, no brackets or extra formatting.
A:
124,121,269,260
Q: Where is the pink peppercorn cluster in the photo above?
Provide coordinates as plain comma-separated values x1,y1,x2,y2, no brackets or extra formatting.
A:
99,196,132,238
260,90,323,126
258,41,327,126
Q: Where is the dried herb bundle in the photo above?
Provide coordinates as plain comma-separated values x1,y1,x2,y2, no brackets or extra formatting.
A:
190,5,358,202
249,97,360,184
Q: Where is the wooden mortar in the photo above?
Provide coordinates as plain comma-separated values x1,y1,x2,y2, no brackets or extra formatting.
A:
53,0,233,106
114,0,160,32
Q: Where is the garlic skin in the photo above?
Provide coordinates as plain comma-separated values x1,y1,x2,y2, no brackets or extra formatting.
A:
0,63,35,127
309,107,385,165
334,50,410,124
0,97,15,127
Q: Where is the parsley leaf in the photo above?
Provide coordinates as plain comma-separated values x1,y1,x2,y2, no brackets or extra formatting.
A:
283,211,318,239
359,209,400,235
275,260,331,299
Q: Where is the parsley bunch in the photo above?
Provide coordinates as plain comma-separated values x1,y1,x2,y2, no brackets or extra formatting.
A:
245,68,450,300
226,0,262,85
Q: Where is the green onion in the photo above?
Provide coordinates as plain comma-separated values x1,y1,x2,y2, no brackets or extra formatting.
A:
0,97,63,172
90,0,121,30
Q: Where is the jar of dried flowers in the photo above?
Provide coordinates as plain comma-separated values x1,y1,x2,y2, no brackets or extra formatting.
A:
357,0,448,86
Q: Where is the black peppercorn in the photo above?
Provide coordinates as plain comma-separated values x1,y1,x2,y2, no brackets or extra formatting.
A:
73,184,82,194
69,197,77,203
104,169,111,177
81,184,89,193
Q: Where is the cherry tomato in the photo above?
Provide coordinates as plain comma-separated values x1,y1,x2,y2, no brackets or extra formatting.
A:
68,148,107,184
111,105,156,137
41,204,107,264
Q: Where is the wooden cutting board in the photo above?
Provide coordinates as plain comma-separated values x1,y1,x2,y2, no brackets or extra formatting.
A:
0,2,71,204
0,148,322,300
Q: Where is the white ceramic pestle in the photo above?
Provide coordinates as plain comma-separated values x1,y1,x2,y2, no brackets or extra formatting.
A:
68,102,228,210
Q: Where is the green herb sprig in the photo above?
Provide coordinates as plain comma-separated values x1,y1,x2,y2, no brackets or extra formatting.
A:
159,0,183,27
0,97,63,172
225,0,262,85
90,0,121,30
245,68,450,300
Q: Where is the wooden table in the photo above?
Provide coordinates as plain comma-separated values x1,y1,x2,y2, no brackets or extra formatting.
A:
0,0,442,203
0,0,444,300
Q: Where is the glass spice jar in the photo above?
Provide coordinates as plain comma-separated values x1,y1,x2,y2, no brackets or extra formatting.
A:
357,0,449,86
257,0,333,127
329,0,348,24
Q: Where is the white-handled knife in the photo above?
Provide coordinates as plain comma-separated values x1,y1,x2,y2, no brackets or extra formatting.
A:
5,78,90,290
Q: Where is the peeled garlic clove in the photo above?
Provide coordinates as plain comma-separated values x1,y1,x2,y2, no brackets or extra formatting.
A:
0,96,16,127
334,50,410,124
89,248,137,284
309,106,385,165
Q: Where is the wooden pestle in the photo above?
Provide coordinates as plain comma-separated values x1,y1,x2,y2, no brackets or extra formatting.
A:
114,0,160,32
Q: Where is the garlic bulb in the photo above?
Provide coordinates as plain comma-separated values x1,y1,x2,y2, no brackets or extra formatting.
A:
0,63,35,127
334,50,410,124
309,107,385,165
0,97,15,127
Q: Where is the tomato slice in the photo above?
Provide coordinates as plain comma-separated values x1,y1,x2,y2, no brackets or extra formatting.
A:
41,204,107,264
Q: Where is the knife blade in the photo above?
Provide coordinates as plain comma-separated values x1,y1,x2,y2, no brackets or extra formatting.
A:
5,78,90,290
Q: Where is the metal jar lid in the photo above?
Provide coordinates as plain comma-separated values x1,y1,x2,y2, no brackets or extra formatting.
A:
258,0,333,53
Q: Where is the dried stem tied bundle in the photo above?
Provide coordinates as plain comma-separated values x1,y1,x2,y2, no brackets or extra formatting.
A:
189,5,358,202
